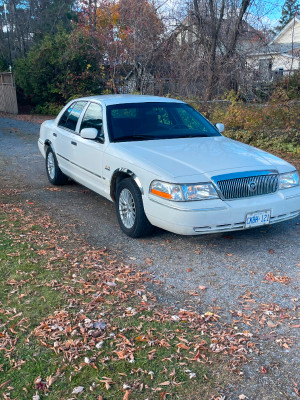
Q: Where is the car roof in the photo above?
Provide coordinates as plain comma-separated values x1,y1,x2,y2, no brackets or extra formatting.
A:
75,94,185,106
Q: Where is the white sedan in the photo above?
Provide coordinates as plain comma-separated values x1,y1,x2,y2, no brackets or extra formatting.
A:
38,95,300,237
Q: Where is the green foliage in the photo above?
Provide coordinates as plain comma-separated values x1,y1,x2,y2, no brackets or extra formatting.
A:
273,70,300,101
209,100,299,132
14,28,104,110
34,102,63,115
0,56,9,72
276,0,299,32
209,100,300,156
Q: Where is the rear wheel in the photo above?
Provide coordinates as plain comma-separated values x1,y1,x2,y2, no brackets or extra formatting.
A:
116,178,153,238
46,146,68,185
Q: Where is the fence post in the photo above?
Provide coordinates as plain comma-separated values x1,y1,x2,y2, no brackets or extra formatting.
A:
0,72,18,114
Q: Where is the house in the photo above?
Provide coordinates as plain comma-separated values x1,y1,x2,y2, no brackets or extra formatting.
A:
247,16,300,81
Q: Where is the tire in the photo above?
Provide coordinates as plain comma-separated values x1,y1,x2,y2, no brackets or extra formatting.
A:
116,178,154,238
46,146,68,185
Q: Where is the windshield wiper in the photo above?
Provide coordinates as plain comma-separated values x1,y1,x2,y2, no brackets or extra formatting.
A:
174,133,208,138
113,134,156,142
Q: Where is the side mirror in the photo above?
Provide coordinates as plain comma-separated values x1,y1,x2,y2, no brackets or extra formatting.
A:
215,123,225,133
81,128,98,139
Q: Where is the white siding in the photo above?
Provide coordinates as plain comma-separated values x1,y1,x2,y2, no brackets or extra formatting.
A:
274,19,300,44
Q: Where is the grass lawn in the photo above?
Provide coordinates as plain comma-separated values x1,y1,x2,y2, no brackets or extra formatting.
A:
0,202,249,400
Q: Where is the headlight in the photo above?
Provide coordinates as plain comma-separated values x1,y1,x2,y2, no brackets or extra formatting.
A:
278,171,299,189
150,180,219,201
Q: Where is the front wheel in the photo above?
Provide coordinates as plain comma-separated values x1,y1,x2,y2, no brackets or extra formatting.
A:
46,147,68,185
116,179,154,238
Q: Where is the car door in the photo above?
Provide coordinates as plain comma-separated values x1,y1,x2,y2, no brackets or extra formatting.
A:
54,101,87,176
69,102,106,195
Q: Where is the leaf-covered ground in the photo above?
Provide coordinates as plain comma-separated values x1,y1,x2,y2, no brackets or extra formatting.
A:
0,201,257,400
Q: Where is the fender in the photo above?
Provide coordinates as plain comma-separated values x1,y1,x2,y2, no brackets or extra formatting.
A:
110,168,144,201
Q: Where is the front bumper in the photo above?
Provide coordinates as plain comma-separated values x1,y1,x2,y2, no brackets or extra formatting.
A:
144,186,300,235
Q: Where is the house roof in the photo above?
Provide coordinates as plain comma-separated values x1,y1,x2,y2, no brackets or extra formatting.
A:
247,16,300,59
270,15,300,45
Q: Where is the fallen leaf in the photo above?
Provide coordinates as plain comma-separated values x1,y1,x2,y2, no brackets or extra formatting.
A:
198,285,207,291
177,343,190,350
0,381,11,390
72,386,84,394
264,272,290,284
159,381,170,386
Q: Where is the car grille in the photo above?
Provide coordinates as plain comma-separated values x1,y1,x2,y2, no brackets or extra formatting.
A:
215,173,279,200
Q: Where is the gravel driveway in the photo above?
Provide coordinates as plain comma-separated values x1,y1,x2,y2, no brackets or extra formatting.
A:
0,116,299,399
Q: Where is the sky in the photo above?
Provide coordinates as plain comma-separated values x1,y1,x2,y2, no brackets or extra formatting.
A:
250,0,286,26
158,0,288,30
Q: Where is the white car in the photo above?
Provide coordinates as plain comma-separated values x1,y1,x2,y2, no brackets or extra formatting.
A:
38,95,300,238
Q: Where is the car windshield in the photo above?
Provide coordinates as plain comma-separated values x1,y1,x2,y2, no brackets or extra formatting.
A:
106,102,221,142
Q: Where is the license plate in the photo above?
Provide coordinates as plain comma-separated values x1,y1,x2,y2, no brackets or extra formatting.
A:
245,210,271,228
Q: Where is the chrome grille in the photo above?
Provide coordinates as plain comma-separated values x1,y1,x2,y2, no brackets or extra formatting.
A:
214,172,278,200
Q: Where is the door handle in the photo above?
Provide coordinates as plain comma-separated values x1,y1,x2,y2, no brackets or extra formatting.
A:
53,132,57,137
71,141,77,146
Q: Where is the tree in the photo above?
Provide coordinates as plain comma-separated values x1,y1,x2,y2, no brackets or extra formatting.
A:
118,0,164,92
75,0,129,93
76,0,164,93
0,0,77,62
167,0,253,100
14,28,104,109
276,0,299,32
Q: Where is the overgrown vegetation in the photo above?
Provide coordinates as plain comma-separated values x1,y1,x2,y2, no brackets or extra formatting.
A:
189,84,300,158
0,201,251,399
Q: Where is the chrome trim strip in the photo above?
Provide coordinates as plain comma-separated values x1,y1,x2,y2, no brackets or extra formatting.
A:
57,153,103,179
211,170,278,182
149,197,227,212
111,168,144,195
193,211,300,233
285,193,300,200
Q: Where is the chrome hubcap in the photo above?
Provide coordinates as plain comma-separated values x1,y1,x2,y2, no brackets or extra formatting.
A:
119,188,136,229
47,152,55,180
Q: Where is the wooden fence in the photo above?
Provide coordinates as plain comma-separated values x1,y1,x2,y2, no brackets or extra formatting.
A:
0,72,18,114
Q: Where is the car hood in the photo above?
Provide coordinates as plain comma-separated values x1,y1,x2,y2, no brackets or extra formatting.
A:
111,136,294,181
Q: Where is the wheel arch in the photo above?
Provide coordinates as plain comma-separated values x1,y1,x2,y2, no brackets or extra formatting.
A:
110,168,144,202
44,140,54,155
